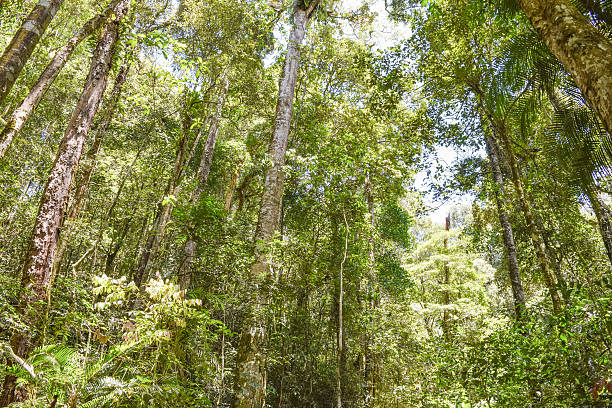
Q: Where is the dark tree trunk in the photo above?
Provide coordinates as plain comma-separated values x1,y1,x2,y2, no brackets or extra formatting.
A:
0,0,63,105
231,2,319,407
0,0,120,158
364,174,377,405
0,1,128,405
484,131,527,319
442,215,451,340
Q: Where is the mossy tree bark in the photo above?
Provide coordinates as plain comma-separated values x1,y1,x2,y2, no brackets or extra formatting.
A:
517,0,612,136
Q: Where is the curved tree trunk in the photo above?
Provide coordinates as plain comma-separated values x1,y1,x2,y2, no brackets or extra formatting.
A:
133,133,188,288
484,131,526,320
0,0,120,159
442,214,451,340
0,1,128,405
231,2,318,407
336,213,349,408
517,0,612,136
0,0,64,105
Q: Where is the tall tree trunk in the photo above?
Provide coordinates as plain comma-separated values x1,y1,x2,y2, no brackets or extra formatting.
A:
0,1,128,405
0,0,120,159
493,121,563,314
517,0,612,135
231,2,318,407
179,76,229,290
52,60,130,278
533,211,570,302
0,0,63,105
484,131,527,319
585,184,612,266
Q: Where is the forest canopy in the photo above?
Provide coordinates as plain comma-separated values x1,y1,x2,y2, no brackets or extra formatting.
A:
0,0,611,407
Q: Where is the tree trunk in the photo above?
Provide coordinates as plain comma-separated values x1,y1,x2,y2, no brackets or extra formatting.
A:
0,0,120,159
52,60,130,278
517,0,612,136
484,132,527,319
231,2,318,407
0,0,63,105
585,184,612,266
134,102,193,288
179,76,229,290
0,1,128,405
494,121,563,314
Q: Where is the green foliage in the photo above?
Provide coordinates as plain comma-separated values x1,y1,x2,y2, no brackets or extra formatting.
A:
1,0,612,407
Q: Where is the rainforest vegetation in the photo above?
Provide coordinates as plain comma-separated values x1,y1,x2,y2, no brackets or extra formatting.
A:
0,0,611,406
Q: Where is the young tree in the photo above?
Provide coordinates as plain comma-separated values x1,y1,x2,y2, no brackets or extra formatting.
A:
180,74,230,289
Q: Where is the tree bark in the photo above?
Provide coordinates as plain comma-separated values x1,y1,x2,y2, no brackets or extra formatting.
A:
231,1,318,407
0,0,63,105
517,0,612,136
134,148,186,288
484,131,527,319
193,76,229,197
0,0,120,159
0,1,128,405
224,158,244,212
179,76,229,290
